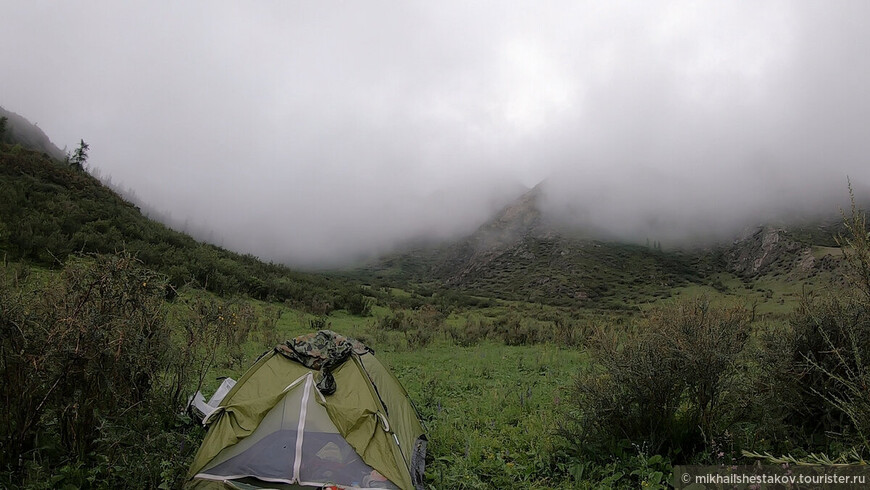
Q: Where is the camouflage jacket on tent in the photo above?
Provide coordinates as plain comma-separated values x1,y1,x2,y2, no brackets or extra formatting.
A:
275,330,371,395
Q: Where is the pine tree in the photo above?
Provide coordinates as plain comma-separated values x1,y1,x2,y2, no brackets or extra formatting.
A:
70,139,89,170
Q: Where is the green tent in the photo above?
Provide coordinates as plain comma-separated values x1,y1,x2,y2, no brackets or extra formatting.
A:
186,331,427,490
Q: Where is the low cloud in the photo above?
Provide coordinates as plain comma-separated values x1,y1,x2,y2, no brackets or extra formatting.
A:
2,2,869,264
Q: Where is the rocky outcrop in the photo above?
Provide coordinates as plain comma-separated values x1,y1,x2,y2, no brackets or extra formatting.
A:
725,226,806,276
442,184,550,284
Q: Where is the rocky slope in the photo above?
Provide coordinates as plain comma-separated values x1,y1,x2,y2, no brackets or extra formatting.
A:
723,221,845,278
352,184,852,307
357,184,703,307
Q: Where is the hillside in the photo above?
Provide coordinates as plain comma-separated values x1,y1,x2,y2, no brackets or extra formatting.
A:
351,183,849,308
722,222,845,278
0,140,366,313
353,185,707,307
0,106,66,160
2,102,847,311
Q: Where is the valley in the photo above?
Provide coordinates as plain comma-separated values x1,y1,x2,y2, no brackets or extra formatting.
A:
1,110,866,489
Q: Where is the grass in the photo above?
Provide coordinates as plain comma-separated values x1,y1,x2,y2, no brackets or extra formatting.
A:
812,246,844,259
667,270,842,318
386,343,587,489
5,258,854,489
188,265,846,486
188,293,589,488
7,256,847,488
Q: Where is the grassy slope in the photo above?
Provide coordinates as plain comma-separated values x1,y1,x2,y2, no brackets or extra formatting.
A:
350,215,849,316
0,146,363,308
0,106,66,160
451,237,702,307
350,236,706,310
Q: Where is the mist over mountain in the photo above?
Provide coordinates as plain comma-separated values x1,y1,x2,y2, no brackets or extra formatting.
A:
351,177,851,307
0,107,66,160
539,171,864,250
3,2,870,266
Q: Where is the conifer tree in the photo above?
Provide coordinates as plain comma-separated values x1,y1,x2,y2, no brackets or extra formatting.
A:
70,139,89,170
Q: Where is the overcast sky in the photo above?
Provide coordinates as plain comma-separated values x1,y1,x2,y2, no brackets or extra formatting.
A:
3,1,869,265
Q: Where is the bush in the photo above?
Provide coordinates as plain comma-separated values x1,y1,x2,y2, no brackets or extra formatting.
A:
0,253,259,487
494,314,547,346
343,291,374,316
448,315,493,346
562,298,750,459
308,316,331,331
538,310,588,347
757,189,870,449
0,254,172,464
166,292,258,398
378,310,409,332
405,326,435,349
402,306,445,350
0,253,199,487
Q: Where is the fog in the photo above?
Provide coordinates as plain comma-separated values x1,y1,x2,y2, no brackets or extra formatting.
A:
2,2,869,265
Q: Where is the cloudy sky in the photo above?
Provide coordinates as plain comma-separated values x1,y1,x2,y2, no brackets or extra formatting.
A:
3,1,869,265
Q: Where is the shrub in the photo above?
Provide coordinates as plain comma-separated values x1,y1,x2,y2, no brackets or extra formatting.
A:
343,291,374,316
409,304,445,331
647,300,751,441
562,297,750,459
0,253,257,487
379,310,409,332
757,189,870,449
405,326,435,349
538,310,589,347
0,253,202,487
165,293,258,400
448,315,493,346
492,313,550,346
0,254,172,465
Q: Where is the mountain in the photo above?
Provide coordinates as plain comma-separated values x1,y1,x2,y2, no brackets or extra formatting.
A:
351,183,850,308
0,106,66,160
353,184,707,307
722,220,845,278
2,104,848,310
0,132,366,313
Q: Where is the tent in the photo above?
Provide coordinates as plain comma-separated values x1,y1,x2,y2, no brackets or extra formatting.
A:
186,331,427,490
